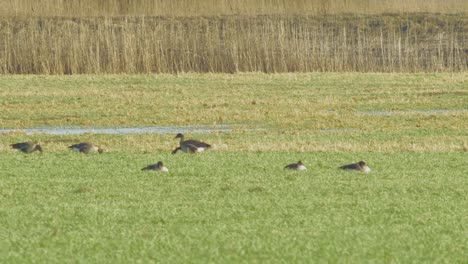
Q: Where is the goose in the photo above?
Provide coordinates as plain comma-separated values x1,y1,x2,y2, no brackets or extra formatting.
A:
284,160,307,171
68,142,103,154
172,133,211,154
10,142,43,153
142,161,169,172
339,161,371,173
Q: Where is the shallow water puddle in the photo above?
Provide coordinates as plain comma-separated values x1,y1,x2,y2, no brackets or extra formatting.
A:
318,128,359,133
359,109,467,116
0,124,237,135
0,125,359,135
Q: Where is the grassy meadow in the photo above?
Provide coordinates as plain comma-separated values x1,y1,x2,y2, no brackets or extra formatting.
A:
1,1,467,261
0,151,466,262
0,73,467,262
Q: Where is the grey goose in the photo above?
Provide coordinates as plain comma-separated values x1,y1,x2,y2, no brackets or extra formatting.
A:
172,133,211,154
10,142,43,153
142,161,169,172
68,142,103,154
284,160,307,171
339,161,371,173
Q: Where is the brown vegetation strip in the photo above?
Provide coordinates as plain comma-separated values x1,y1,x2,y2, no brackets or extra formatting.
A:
0,14,466,74
2,0,468,17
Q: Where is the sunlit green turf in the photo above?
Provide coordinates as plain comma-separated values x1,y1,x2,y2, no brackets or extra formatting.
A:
0,151,466,263
0,73,467,262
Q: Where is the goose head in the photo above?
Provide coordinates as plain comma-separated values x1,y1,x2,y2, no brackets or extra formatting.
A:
35,144,43,153
175,133,184,140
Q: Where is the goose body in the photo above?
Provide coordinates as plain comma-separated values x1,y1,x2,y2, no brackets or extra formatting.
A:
284,160,307,171
339,161,371,173
68,142,103,154
10,142,42,153
142,161,169,172
172,133,211,154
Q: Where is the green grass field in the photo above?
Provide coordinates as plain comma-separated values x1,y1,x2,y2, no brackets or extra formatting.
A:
0,73,467,262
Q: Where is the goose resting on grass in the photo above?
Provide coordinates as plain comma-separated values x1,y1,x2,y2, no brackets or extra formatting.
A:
172,133,211,154
284,160,307,171
68,142,103,154
142,161,169,172
339,161,371,173
10,142,43,153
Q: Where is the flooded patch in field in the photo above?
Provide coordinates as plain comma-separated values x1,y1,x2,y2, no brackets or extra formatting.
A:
318,128,359,133
359,109,467,116
0,124,241,135
303,128,359,133
0,125,360,135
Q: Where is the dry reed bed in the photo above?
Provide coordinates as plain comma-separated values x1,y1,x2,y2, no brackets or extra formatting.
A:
0,15,466,74
2,0,468,17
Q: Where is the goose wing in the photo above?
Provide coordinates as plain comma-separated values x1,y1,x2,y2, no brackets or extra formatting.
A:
186,143,201,153
11,142,31,151
339,163,360,170
142,164,158,171
68,143,86,149
184,139,211,148
284,163,296,169
69,142,94,151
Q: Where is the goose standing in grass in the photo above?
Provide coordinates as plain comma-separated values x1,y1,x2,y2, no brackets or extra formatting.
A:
10,142,43,153
68,142,103,154
172,133,211,154
339,161,371,173
284,160,307,171
142,161,169,172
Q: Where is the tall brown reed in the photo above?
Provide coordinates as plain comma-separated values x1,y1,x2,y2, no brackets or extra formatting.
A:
0,15,466,74
2,0,468,17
